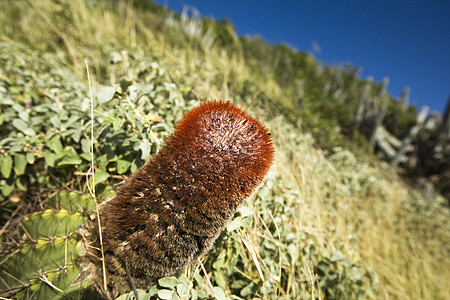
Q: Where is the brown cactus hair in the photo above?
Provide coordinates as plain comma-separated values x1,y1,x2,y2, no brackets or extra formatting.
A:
103,100,274,288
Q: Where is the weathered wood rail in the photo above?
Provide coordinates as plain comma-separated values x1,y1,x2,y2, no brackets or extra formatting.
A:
355,85,450,201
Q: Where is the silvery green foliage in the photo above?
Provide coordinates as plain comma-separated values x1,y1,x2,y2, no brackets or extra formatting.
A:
0,43,197,200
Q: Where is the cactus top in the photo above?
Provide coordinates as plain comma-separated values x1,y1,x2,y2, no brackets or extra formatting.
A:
169,100,274,206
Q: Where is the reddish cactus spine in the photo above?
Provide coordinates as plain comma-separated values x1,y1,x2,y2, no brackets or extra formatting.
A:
104,100,274,281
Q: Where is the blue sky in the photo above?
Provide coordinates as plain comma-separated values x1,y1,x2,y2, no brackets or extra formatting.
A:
154,0,450,113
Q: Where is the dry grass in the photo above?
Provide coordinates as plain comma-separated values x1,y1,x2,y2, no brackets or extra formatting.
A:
1,0,448,298
269,115,450,299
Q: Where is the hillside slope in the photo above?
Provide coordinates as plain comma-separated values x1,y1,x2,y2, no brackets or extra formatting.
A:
0,0,449,299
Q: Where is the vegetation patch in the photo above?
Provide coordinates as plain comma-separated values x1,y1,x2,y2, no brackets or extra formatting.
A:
0,1,449,299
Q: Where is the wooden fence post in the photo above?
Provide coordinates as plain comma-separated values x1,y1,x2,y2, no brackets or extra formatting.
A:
391,106,429,168
354,78,372,130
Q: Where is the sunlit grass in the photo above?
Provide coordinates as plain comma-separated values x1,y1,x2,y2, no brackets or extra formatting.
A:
0,0,448,298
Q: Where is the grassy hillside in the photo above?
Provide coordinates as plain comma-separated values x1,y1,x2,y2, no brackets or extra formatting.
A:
0,0,449,299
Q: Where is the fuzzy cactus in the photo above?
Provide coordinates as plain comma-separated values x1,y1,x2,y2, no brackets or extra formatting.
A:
102,100,274,291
